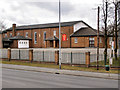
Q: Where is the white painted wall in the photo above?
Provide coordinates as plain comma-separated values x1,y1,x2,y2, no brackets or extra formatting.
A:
18,40,29,48
73,22,88,32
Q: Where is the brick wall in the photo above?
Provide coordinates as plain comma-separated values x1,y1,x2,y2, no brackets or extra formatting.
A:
71,37,89,48
0,34,2,48
71,36,110,48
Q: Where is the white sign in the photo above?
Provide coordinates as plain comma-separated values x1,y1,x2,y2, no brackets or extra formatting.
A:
18,40,29,48
111,41,114,50
109,58,113,65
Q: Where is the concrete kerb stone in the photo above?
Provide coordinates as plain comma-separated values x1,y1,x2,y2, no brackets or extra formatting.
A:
2,64,119,80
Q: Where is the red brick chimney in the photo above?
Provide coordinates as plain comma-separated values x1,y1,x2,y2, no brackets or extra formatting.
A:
12,24,16,36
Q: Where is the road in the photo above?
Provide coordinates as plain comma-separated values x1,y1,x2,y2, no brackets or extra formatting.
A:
2,68,118,88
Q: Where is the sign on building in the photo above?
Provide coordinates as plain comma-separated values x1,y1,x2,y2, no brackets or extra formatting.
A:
62,34,67,41
18,40,29,48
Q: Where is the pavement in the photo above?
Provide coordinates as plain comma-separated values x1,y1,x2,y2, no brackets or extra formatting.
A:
2,64,119,80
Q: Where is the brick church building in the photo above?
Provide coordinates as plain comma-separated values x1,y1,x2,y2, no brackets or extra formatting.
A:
1,20,111,48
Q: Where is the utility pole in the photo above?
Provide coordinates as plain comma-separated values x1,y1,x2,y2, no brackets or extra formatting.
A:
104,1,108,65
59,0,61,69
114,2,118,60
97,6,100,70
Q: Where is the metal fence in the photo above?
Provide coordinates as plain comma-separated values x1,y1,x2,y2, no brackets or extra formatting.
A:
33,50,55,62
11,49,29,60
0,48,119,66
0,49,8,59
61,52,86,64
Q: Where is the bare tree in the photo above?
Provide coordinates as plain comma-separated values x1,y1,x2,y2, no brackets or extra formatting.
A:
101,0,119,64
101,0,110,65
0,19,6,31
113,1,119,60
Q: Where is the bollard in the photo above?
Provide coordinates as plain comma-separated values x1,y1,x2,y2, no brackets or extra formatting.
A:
55,50,59,65
29,49,33,63
85,52,90,67
8,48,11,61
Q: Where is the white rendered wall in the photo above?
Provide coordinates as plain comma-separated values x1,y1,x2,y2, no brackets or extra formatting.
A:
73,22,88,32
18,40,29,48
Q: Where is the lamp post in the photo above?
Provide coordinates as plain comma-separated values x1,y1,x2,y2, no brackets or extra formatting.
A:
59,0,61,69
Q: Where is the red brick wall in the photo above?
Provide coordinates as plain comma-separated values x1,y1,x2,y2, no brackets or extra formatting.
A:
10,40,18,48
71,36,108,48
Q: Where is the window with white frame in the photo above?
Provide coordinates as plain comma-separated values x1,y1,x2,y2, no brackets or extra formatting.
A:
74,38,78,43
53,31,56,36
89,37,94,47
100,37,102,43
34,32,37,44
26,32,28,37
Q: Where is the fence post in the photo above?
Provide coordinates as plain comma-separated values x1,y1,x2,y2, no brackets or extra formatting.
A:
71,52,72,65
43,51,44,62
85,52,90,67
55,50,59,65
8,48,11,61
29,49,33,63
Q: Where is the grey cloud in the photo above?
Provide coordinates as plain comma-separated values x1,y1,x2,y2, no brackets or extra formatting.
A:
26,2,75,15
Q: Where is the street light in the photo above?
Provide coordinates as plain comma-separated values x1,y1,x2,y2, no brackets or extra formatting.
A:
59,0,61,69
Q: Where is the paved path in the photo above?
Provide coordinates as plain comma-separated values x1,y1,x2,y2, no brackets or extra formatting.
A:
2,68,118,88
2,64,119,80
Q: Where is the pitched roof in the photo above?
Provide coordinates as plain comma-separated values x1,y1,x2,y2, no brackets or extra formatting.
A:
45,36,59,41
9,35,32,40
70,27,104,37
2,37,12,42
4,20,90,32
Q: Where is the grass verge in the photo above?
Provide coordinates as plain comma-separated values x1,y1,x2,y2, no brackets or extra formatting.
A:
91,57,120,67
1,60,119,74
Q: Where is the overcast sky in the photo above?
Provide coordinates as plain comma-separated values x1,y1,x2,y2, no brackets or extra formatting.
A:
0,0,104,29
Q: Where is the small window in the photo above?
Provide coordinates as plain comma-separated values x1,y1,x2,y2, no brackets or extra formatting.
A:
74,38,78,43
10,33,12,37
44,31,46,42
100,37,102,43
17,33,20,36
89,37,94,47
53,31,56,36
5,34,7,38
34,32,37,44
26,32,28,37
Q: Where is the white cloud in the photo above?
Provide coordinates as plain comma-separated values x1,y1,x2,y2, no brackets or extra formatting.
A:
0,0,103,29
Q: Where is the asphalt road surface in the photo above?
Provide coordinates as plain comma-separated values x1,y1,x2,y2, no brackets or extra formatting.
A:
2,68,118,88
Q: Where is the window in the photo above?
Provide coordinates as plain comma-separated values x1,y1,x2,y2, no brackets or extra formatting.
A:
10,33,12,37
53,31,56,36
89,37,94,47
26,32,28,37
34,32,37,44
44,31,46,42
74,38,78,43
109,37,112,45
17,33,20,36
5,34,7,38
100,37,102,43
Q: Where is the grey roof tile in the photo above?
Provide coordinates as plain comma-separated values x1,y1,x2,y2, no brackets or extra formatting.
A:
70,27,104,37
